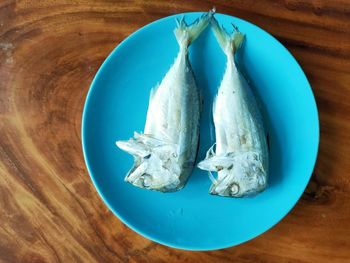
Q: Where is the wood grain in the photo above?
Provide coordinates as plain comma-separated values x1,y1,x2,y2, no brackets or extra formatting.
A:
1,0,350,262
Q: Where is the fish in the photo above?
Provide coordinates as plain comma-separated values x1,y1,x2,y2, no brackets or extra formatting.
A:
197,17,269,197
116,11,214,192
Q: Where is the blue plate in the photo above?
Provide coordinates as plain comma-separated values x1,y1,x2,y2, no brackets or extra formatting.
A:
82,12,319,250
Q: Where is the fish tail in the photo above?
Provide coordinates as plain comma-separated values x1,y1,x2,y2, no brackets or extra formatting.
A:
174,8,215,47
211,17,245,55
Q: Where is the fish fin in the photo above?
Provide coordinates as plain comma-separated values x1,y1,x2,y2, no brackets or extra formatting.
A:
174,8,215,47
116,139,150,158
135,133,176,148
208,170,218,184
211,17,245,55
147,86,158,109
212,94,217,118
149,86,156,101
198,152,234,172
206,143,216,159
144,86,157,134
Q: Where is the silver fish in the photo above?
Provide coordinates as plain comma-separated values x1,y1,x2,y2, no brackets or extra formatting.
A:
116,11,214,192
198,18,269,197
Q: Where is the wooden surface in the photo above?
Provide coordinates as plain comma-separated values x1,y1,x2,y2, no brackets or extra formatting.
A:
1,0,349,262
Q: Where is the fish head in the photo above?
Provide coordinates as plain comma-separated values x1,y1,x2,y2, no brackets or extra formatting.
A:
116,137,184,191
199,152,267,197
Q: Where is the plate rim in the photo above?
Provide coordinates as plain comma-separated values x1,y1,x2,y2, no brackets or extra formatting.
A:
81,12,320,251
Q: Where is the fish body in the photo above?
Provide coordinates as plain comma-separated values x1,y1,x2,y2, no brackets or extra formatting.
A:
198,18,268,197
117,12,213,192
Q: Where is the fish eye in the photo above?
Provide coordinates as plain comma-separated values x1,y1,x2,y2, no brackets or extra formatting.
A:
230,183,240,195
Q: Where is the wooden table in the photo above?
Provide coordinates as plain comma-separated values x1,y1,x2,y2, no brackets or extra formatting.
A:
1,1,349,262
